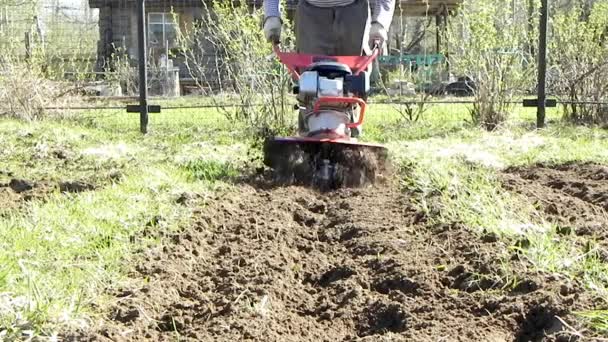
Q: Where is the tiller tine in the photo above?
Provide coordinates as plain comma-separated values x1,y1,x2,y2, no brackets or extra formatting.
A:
263,137,389,190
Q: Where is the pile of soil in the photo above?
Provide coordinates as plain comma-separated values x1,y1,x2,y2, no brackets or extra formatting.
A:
502,162,608,240
73,175,598,341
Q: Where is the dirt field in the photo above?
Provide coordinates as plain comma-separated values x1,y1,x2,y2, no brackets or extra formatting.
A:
68,162,608,341
503,162,608,243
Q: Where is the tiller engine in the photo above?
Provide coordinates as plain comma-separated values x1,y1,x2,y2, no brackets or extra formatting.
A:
263,44,389,190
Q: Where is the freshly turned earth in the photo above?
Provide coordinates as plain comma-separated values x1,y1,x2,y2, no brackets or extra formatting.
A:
71,162,608,341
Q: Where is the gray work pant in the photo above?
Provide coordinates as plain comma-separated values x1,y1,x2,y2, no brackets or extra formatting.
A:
295,0,372,57
295,0,376,137
293,0,382,81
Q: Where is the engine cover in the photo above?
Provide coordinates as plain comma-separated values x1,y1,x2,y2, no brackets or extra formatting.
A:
306,109,350,137
294,61,368,138
299,71,318,97
318,77,343,97
296,61,370,100
297,70,345,99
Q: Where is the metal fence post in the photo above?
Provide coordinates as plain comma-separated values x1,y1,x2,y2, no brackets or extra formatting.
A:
537,0,549,129
137,0,149,134
24,31,32,62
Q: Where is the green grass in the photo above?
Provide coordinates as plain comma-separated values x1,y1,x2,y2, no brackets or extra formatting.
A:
2,96,608,337
0,112,247,339
0,169,195,337
0,121,126,183
576,310,608,333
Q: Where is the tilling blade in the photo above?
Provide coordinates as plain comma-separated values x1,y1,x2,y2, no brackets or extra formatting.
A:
263,137,389,189
262,138,315,185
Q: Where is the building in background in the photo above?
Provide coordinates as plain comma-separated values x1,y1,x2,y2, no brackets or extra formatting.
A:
87,0,462,94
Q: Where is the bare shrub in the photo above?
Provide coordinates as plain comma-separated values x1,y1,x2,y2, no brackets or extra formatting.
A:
380,66,432,123
551,1,608,125
447,0,537,130
0,61,78,120
175,0,296,137
105,47,139,96
467,50,532,130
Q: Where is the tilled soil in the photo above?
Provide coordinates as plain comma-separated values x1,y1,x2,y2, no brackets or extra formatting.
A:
0,178,96,213
74,175,599,341
502,162,608,240
262,140,390,190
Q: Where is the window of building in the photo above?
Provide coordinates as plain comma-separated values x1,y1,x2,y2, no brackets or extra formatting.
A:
148,12,178,48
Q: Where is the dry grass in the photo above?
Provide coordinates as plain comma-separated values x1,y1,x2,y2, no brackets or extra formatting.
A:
0,62,80,120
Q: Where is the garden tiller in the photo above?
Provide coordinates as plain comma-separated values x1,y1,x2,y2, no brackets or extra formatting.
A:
263,43,389,189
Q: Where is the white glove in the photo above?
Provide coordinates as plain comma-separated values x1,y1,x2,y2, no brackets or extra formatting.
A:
264,16,281,44
369,22,388,52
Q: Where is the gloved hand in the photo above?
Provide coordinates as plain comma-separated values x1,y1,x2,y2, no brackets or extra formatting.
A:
368,22,388,52
264,16,282,44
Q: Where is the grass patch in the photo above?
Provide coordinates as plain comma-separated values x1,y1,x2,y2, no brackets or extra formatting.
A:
0,167,204,339
575,310,608,333
412,159,543,235
0,121,130,184
180,159,241,183
391,117,608,334
518,229,608,298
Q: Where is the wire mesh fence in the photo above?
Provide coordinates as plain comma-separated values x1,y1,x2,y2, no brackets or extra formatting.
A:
0,0,98,74
0,0,607,133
